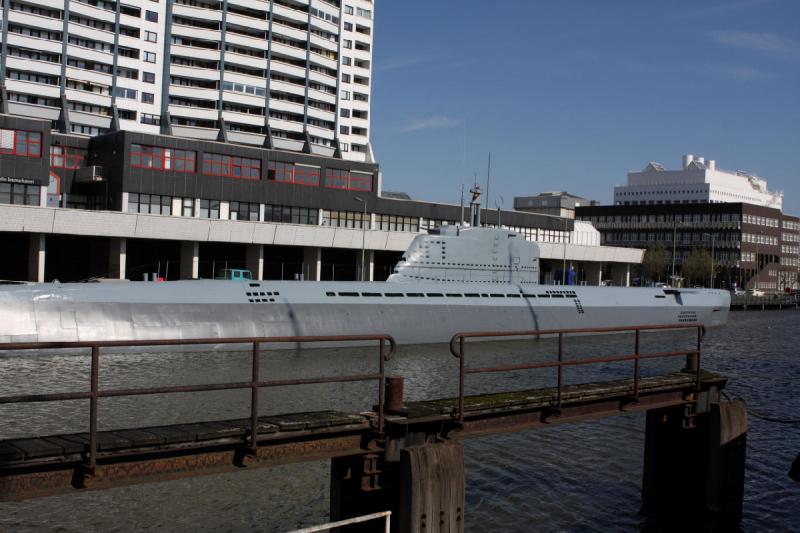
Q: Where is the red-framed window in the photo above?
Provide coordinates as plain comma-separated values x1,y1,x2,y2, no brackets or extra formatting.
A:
0,129,41,157
349,171,373,192
267,161,320,186
324,168,349,190
324,168,373,192
130,144,196,172
50,146,87,169
202,153,261,179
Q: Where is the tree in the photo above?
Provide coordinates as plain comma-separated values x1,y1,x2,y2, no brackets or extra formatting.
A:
642,244,667,283
682,247,712,286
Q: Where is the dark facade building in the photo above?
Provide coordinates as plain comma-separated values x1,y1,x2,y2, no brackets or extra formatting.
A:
2,113,578,283
576,203,800,291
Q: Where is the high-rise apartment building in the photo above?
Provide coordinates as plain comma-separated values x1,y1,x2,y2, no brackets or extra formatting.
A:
0,0,375,161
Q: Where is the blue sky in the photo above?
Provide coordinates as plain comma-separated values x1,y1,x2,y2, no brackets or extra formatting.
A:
369,0,800,214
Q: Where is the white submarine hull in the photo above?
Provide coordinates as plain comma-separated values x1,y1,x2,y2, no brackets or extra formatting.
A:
0,279,729,346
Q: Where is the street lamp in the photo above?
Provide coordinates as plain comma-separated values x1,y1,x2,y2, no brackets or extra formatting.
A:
703,233,715,288
354,196,367,281
561,217,569,285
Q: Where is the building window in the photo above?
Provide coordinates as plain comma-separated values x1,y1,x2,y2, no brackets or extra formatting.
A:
140,113,161,125
264,204,319,225
321,210,368,229
344,5,353,14
324,168,372,192
141,92,155,104
130,144,196,172
127,193,172,215
342,74,351,83
199,199,220,219
113,87,138,99
340,108,350,118
202,153,261,179
377,215,418,232
340,125,350,135
0,129,42,157
0,182,39,206
182,198,194,217
229,201,260,221
145,10,158,22
267,162,319,186
145,30,157,42
144,51,156,63
342,56,351,66
50,146,87,169
343,39,352,49
143,72,156,83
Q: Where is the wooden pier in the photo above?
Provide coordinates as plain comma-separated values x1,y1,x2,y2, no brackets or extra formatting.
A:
0,325,747,532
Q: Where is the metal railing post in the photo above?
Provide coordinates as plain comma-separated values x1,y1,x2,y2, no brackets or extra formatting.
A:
633,329,640,400
88,344,100,475
556,332,564,409
250,341,260,453
378,337,385,436
458,336,465,426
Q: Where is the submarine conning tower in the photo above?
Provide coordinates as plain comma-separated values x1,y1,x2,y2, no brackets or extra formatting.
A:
386,226,540,285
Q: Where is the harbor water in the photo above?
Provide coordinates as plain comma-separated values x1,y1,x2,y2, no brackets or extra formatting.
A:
0,310,798,531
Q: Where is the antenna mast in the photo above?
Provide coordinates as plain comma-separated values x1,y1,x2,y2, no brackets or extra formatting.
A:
484,152,491,227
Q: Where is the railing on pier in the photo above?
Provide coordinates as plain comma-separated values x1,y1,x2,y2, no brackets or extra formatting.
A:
287,510,391,533
449,323,705,425
0,334,396,476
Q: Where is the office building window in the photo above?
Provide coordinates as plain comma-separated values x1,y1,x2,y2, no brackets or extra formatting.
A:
229,201,260,221
267,162,319,186
127,193,172,215
50,146,87,169
182,198,194,217
144,51,156,63
264,205,318,225
143,72,156,83
141,92,155,104
145,30,157,42
377,215,418,232
202,153,261,179
321,210,368,229
324,169,372,192
145,10,158,22
130,144,196,172
0,183,39,206
0,129,41,157
199,199,220,219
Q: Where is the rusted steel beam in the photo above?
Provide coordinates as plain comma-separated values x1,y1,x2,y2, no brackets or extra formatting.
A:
0,433,367,502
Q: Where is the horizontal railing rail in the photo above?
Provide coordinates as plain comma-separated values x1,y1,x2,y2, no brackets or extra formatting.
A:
449,323,705,425
0,334,396,475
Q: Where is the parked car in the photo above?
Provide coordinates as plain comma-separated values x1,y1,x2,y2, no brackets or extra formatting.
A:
746,289,765,297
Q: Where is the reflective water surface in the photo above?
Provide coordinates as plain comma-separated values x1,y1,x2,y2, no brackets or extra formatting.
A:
0,311,798,532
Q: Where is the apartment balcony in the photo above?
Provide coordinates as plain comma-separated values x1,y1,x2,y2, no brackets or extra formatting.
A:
309,53,337,71
271,136,305,152
5,56,61,77
65,66,113,87
171,124,220,141
172,24,222,43
65,44,113,66
269,98,305,115
306,123,334,139
4,79,60,99
308,69,336,85
173,3,223,22
171,65,221,82
221,90,266,107
271,40,309,62
69,1,116,23
64,89,111,108
170,44,221,62
309,17,337,34
271,3,309,25
271,21,309,44
5,33,62,54
222,110,265,127
308,87,336,104
224,51,268,71
309,33,338,53
306,105,334,121
269,60,307,81
67,23,115,46
228,0,269,14
169,104,219,122
69,110,112,129
227,12,269,31
268,116,304,133
269,78,306,98
118,34,144,49
7,10,63,32
225,31,267,52
169,85,220,101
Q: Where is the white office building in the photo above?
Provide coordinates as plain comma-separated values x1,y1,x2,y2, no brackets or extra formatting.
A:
0,0,375,161
615,154,783,210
